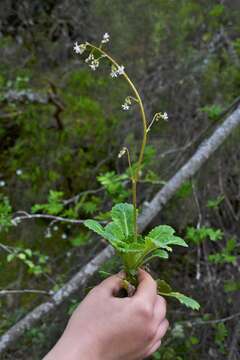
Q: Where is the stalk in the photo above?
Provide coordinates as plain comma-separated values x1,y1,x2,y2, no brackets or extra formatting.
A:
86,43,148,240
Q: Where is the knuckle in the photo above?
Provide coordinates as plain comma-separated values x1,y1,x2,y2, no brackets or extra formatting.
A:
137,302,152,319
146,324,156,341
159,295,167,308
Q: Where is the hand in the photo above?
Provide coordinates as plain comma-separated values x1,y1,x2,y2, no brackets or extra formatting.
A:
43,269,169,360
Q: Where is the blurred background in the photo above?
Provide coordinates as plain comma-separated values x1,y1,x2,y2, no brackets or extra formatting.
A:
0,0,240,359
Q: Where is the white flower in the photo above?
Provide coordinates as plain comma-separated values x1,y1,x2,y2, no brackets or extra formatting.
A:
0,180,5,187
85,54,94,63
89,59,99,71
73,42,86,54
62,233,67,239
117,65,125,75
122,103,130,111
118,147,127,158
110,65,125,78
110,69,118,78
101,32,110,43
16,169,23,176
53,226,59,231
161,112,168,121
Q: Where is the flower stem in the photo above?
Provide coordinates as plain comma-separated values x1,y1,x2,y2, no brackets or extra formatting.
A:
86,43,148,240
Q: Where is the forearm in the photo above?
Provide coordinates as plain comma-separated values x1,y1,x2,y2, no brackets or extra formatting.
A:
43,334,100,360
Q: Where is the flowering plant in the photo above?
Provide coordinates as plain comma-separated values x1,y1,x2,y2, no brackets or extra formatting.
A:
74,33,199,310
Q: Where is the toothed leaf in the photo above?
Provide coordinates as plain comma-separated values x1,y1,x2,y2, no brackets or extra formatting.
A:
111,203,134,240
165,292,200,310
105,222,125,241
147,225,188,248
84,219,118,245
84,219,106,238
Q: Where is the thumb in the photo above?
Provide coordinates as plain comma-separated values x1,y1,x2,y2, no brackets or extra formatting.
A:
98,273,124,296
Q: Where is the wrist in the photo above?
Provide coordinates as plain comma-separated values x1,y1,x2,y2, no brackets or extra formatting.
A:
43,332,101,360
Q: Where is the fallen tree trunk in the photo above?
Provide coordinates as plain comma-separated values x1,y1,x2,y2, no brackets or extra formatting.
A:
0,104,240,354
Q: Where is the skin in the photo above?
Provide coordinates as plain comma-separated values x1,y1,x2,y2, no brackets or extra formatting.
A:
43,269,169,360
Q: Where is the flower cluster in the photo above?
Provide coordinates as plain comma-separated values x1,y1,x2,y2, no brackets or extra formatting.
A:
118,147,127,158
110,65,125,78
73,42,87,55
122,97,132,111
157,112,168,121
101,32,110,44
84,53,99,71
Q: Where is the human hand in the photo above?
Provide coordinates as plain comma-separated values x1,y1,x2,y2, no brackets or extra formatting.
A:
43,269,169,360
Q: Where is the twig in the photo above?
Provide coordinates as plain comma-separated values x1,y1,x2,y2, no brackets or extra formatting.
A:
12,212,85,225
183,312,240,326
0,289,52,296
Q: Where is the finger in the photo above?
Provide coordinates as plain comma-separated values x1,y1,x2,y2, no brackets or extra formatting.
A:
134,269,157,306
153,319,169,342
153,295,167,328
144,339,161,358
98,274,124,296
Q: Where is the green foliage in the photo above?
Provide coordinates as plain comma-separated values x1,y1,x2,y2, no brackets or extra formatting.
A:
214,323,228,354
186,226,223,244
175,181,192,199
0,196,13,232
0,1,239,357
201,104,223,121
31,191,64,215
97,171,129,203
85,203,199,309
7,247,48,275
207,195,224,209
209,4,225,18
157,280,200,311
70,233,89,247
208,238,237,265
223,280,240,293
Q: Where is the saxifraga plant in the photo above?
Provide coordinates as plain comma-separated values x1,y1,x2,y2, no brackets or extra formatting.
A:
73,33,200,310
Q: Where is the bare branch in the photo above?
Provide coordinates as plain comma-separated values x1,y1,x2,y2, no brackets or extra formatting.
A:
12,212,85,225
0,289,51,296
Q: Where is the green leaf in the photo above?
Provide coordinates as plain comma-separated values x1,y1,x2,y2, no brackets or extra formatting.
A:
125,242,144,253
111,203,134,240
84,219,106,238
31,190,64,215
70,234,89,247
105,222,125,241
84,219,126,250
207,195,224,209
0,196,13,232
164,292,200,310
186,226,223,244
143,249,169,264
147,225,188,248
157,280,200,310
157,279,172,293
